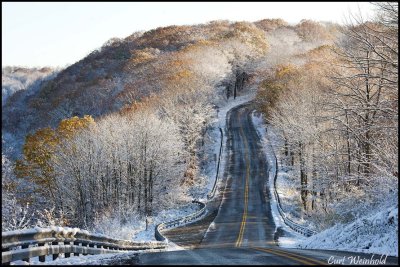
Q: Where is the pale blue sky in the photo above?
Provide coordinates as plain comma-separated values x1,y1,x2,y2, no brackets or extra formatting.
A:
2,2,375,68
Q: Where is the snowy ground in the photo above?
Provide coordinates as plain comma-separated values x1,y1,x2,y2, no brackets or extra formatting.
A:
90,203,200,243
251,111,399,257
297,205,398,257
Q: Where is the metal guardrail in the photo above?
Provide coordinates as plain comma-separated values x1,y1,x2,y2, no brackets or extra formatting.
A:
155,200,207,241
207,127,223,200
270,143,317,237
2,227,166,265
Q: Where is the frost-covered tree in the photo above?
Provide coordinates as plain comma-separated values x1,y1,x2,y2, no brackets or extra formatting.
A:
330,6,398,182
2,67,58,106
2,154,36,231
15,116,95,207
52,111,186,228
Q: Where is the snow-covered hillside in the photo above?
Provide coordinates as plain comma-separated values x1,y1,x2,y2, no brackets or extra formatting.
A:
297,205,398,257
2,66,58,106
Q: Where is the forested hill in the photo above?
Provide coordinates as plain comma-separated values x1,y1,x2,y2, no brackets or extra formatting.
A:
3,21,265,136
2,67,58,107
2,19,337,158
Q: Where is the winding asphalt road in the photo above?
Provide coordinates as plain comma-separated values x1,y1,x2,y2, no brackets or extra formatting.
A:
119,103,398,265
200,103,275,249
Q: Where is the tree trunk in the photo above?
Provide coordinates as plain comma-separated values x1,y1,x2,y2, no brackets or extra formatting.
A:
344,109,352,177
148,168,154,216
311,144,317,211
299,142,308,211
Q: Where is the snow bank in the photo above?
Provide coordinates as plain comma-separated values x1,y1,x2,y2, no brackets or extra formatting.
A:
297,205,398,257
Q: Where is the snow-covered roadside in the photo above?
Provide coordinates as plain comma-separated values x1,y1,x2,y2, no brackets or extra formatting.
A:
297,205,398,257
251,111,398,257
251,111,306,247
87,203,199,244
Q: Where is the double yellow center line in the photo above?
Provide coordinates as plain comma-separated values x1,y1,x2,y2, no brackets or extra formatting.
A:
252,247,327,265
235,124,250,247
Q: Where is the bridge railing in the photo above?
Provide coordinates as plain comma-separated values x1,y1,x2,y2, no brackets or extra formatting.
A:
2,227,166,265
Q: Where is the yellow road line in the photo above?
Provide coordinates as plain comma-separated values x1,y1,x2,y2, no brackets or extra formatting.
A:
236,177,248,246
252,247,316,265
235,124,250,247
252,247,327,265
268,248,327,265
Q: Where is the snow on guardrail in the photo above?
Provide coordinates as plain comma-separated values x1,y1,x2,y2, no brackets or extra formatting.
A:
155,200,207,241
2,226,166,265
